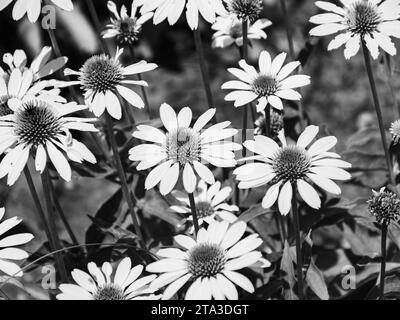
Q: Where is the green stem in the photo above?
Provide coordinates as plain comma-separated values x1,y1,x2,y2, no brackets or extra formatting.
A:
380,223,387,300
193,28,216,122
104,114,146,250
291,183,304,300
383,53,400,119
188,193,199,235
48,181,79,246
362,42,395,187
41,169,68,282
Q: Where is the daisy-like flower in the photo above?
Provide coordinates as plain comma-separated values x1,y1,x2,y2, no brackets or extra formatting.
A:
0,99,97,186
102,1,154,45
211,14,272,48
368,187,400,225
129,103,241,195
222,50,311,112
0,207,33,277
57,257,160,300
0,0,73,23
147,220,270,300
234,126,352,215
309,0,400,59
170,180,239,232
136,0,227,30
0,47,67,116
57,48,157,120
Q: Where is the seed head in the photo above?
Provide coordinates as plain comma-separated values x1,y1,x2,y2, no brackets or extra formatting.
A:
367,188,400,226
188,243,227,278
227,0,263,23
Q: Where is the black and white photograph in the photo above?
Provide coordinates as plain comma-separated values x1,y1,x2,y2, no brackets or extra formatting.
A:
0,0,399,309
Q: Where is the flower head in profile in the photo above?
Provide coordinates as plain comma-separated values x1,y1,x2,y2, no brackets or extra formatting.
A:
368,187,400,226
136,0,227,30
225,0,264,23
212,14,272,48
309,0,400,59
0,0,73,22
102,1,153,45
0,99,97,185
57,257,160,300
170,180,239,232
57,48,157,120
147,220,270,300
129,103,241,195
222,50,310,112
234,126,352,215
0,207,33,277
0,47,68,116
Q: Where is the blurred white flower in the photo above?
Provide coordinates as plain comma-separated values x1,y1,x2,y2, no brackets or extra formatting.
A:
0,207,33,277
170,179,239,232
147,220,270,300
57,48,157,120
211,14,272,48
57,257,160,300
136,0,227,30
129,103,241,195
222,50,310,112
309,0,400,59
0,47,68,116
0,99,97,185
102,1,154,45
234,126,352,215
0,0,73,22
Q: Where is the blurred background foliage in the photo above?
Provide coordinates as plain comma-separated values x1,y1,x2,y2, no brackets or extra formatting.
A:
1,0,400,300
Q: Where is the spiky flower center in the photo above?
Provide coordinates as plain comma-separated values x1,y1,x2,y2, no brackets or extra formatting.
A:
390,120,400,145
188,243,227,278
252,74,278,97
196,201,215,219
272,146,311,183
14,100,62,147
79,55,124,94
346,1,381,36
166,128,202,166
254,109,284,137
112,17,140,44
0,95,13,117
93,284,126,300
367,190,400,226
227,0,263,23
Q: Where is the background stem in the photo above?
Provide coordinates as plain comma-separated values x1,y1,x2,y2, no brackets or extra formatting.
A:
104,114,146,250
188,193,199,235
362,42,395,187
193,28,216,122
291,183,304,300
380,223,387,300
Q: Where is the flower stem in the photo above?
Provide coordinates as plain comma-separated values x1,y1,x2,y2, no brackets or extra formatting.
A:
85,0,109,53
380,223,388,300
241,19,249,157
383,53,400,119
280,0,305,131
265,104,271,137
48,180,79,246
362,42,395,187
188,192,199,235
193,28,216,122
128,46,151,119
104,114,146,250
41,168,68,282
291,183,304,300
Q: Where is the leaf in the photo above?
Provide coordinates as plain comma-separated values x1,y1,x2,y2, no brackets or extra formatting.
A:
238,204,273,222
280,241,299,300
306,259,329,300
0,276,24,290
